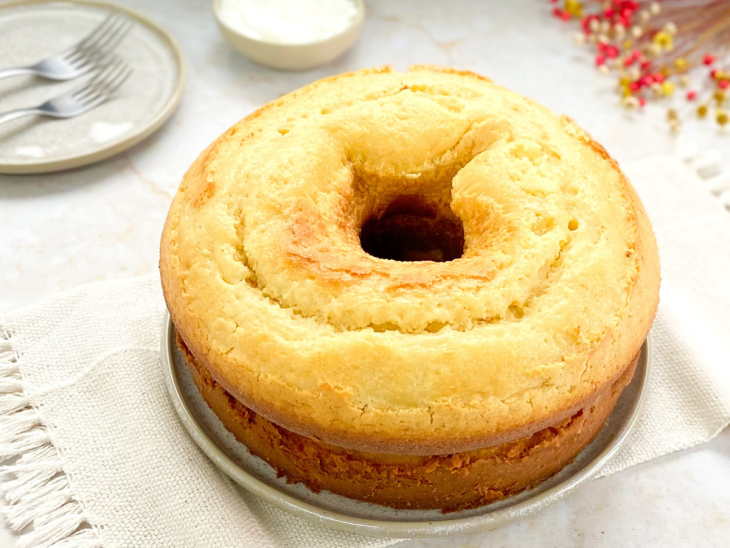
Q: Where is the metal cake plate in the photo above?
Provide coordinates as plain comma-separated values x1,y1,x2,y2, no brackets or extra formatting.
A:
160,311,651,539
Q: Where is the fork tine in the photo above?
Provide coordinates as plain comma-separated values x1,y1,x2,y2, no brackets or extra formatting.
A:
78,67,131,108
97,18,134,56
96,59,127,85
70,62,115,99
72,61,123,100
72,60,131,106
66,49,113,73
78,11,123,49
81,17,133,61
68,56,95,73
101,65,133,94
92,58,125,82
62,11,121,64
94,65,133,100
65,12,133,68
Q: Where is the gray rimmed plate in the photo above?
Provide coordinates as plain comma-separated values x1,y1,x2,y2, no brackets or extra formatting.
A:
160,311,651,539
0,0,186,174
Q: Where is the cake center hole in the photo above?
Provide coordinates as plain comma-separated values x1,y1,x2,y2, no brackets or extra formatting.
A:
360,196,465,262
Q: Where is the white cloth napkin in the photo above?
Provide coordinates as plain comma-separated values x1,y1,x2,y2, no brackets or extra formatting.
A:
1,156,729,548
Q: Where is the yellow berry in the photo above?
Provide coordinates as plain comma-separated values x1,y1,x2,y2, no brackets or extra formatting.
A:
674,58,687,70
697,104,708,117
653,31,673,51
661,81,675,96
564,0,583,17
718,111,729,126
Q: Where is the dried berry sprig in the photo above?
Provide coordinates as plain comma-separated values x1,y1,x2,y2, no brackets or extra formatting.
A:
550,0,730,131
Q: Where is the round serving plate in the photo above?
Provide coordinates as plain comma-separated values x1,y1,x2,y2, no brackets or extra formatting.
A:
161,311,652,539
0,0,186,174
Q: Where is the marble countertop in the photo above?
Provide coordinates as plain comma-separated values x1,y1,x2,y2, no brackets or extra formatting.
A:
1,0,728,546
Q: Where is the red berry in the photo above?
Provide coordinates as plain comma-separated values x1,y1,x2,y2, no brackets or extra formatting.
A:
607,46,619,58
605,8,615,18
624,57,636,67
641,75,654,86
596,55,606,66
687,91,696,100
710,69,719,79
639,97,646,107
653,73,665,83
630,81,640,91
704,54,715,65
640,61,651,70
553,7,570,20
720,80,729,90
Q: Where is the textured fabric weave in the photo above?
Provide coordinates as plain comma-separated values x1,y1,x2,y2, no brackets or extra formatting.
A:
0,156,728,547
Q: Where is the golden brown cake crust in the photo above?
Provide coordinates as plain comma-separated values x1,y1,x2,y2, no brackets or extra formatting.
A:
160,66,660,455
180,334,639,512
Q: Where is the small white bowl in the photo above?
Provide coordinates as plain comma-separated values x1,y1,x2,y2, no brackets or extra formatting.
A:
212,0,365,71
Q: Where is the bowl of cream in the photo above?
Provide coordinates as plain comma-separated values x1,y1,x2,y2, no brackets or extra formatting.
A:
213,0,365,71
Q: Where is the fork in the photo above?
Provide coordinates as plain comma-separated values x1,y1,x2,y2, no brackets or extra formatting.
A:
0,60,133,125
0,11,133,81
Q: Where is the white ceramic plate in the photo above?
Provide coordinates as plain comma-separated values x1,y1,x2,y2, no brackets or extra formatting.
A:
161,311,651,538
0,0,186,174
